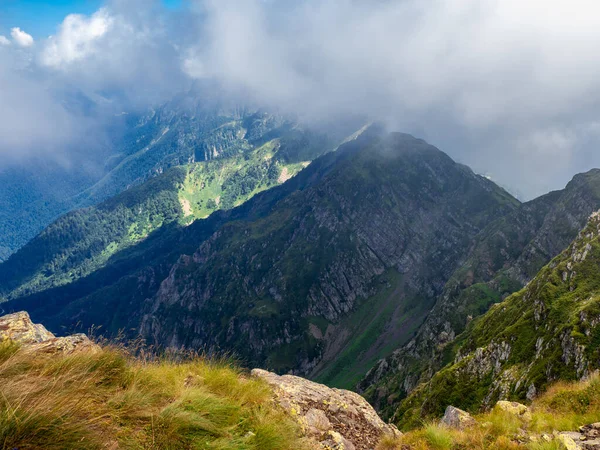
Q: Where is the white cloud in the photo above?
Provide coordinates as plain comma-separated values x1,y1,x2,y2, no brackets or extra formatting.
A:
42,9,113,67
0,36,10,46
183,0,600,198
10,27,34,47
3,0,600,199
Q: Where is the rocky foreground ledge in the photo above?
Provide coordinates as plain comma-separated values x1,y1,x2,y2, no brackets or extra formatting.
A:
0,312,397,450
0,311,99,354
252,369,401,450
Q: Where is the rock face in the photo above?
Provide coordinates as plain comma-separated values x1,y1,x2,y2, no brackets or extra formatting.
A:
251,369,400,450
0,311,98,354
440,406,476,429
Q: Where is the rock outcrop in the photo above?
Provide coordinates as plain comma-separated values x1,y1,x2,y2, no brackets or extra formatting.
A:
0,311,99,354
0,311,55,344
251,369,400,449
558,423,600,449
495,401,532,421
440,406,476,429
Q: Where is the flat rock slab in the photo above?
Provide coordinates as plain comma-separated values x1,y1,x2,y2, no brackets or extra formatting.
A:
251,369,400,450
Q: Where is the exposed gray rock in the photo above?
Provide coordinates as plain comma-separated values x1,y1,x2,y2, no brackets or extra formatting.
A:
24,333,100,355
251,368,400,450
440,406,476,429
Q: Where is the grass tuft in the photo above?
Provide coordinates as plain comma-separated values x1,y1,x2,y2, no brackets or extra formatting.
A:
0,343,308,450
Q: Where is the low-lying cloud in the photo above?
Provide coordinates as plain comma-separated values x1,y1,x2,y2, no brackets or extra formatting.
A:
2,0,600,198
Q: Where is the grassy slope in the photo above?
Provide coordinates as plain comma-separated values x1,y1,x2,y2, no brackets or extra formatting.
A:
178,140,310,222
0,169,187,301
394,212,600,429
0,138,314,302
314,270,433,389
379,374,600,450
0,342,308,450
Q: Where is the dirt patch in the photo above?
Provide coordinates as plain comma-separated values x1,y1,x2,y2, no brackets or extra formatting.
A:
179,198,193,217
278,167,292,183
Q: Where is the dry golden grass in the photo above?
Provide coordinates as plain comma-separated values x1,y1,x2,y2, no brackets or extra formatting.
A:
0,342,308,450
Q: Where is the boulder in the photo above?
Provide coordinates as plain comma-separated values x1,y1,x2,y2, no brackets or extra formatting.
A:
251,369,400,450
495,401,532,421
0,311,99,355
440,406,476,429
558,433,582,450
580,423,600,439
0,311,55,344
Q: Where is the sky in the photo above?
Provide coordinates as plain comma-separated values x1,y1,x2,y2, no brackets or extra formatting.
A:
0,0,182,37
1,0,600,200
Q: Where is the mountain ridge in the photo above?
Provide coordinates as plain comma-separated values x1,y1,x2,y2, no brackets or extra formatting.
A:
3,131,519,388
393,208,600,429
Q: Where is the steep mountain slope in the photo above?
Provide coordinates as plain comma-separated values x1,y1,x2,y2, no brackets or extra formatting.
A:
361,169,600,418
0,126,347,301
394,209,600,429
0,147,116,262
5,131,519,386
0,83,352,261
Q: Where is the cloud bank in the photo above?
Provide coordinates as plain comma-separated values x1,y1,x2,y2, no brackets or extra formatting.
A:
2,0,600,198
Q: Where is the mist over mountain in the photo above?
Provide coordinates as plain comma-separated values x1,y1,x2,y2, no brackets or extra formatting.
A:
3,0,600,200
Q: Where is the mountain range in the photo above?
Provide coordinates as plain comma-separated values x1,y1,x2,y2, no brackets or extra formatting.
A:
2,101,600,433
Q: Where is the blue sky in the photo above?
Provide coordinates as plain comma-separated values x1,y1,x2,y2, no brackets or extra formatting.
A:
0,0,183,38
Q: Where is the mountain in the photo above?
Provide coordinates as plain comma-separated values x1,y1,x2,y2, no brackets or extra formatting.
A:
360,169,600,419
0,120,357,301
3,131,519,386
393,208,600,429
0,85,357,262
